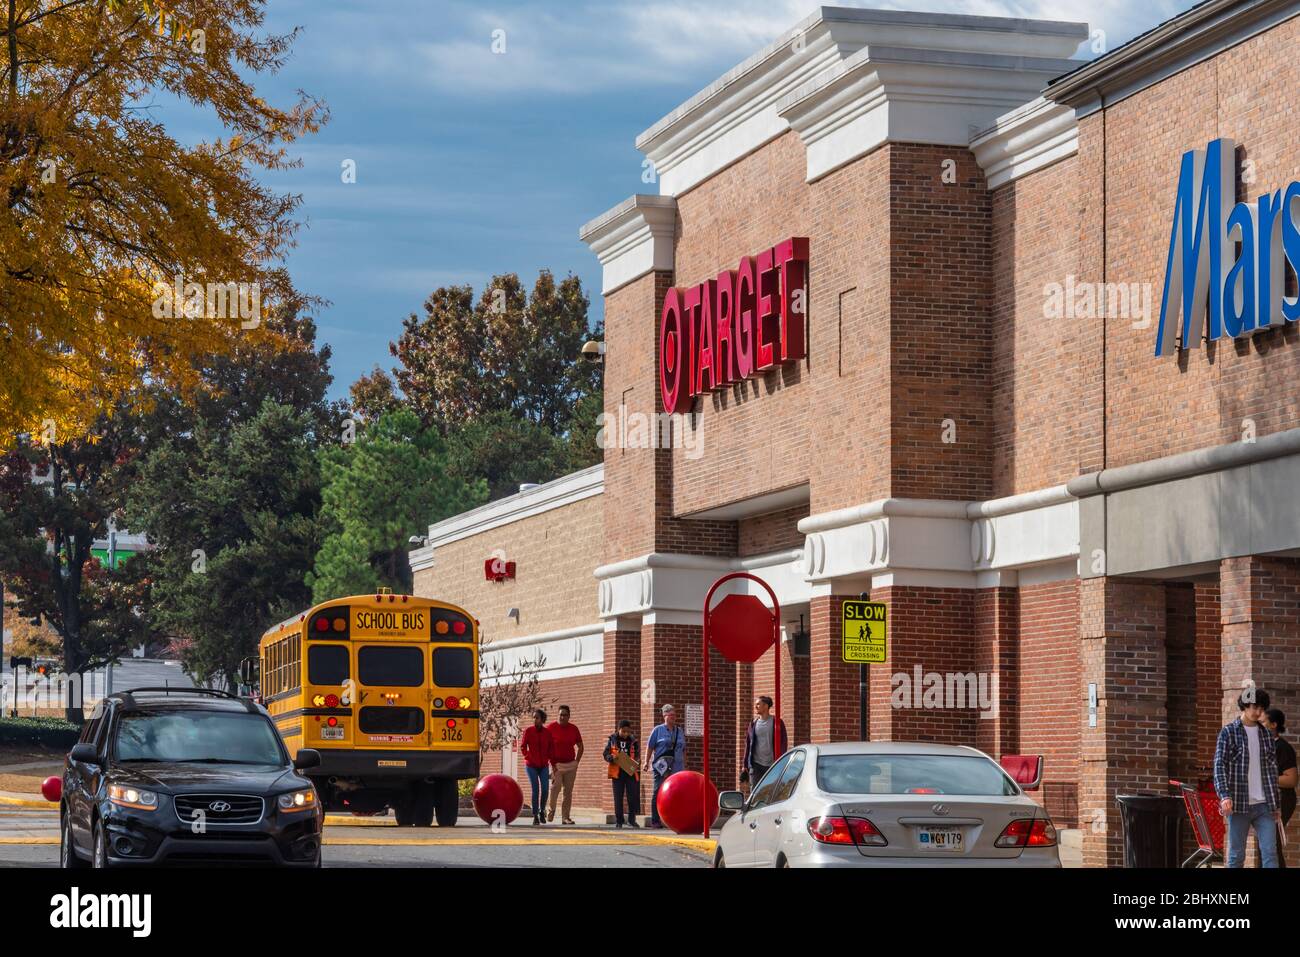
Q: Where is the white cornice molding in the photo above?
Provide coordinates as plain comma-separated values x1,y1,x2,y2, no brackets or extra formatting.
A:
633,7,1087,194
480,623,605,685
970,96,1077,189
798,486,1080,589
578,194,677,295
419,465,603,551
779,45,1082,183
595,549,810,621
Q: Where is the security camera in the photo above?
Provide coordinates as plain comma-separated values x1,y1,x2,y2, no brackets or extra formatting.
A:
581,340,605,362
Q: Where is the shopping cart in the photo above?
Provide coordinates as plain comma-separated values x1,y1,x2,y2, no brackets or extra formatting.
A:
1170,778,1224,868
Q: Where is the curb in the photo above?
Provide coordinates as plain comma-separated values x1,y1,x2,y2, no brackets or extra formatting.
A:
0,794,50,809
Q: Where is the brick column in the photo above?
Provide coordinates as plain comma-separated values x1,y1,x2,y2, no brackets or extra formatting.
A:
869,585,978,744
788,647,811,746
1195,583,1223,770
748,635,805,752
974,585,1019,759
640,621,737,793
809,592,861,742
1165,584,1200,782
602,624,641,818
1219,556,1300,855
734,662,753,783
1079,578,1168,868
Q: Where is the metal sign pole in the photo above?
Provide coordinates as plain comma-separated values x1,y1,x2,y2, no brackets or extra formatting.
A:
702,572,782,842
858,593,869,741
701,608,710,839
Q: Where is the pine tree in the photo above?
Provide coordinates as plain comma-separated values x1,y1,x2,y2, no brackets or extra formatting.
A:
308,409,487,602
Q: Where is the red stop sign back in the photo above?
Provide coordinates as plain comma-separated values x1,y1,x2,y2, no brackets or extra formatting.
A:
708,593,777,663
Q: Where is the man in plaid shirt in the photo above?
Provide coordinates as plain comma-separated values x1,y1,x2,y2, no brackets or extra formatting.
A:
1214,687,1282,868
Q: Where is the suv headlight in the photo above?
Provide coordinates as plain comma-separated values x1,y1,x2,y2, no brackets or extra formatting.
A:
277,789,316,813
108,784,158,811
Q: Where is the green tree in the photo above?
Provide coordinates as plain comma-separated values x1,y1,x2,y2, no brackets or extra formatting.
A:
121,309,336,687
0,416,151,721
308,409,487,603
125,400,324,688
391,271,601,436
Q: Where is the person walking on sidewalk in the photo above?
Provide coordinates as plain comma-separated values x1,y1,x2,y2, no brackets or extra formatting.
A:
546,705,584,825
1265,708,1296,867
520,709,554,826
603,719,641,829
1214,688,1282,867
643,704,686,829
741,695,788,792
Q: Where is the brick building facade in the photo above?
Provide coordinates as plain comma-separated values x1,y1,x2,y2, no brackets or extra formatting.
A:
413,2,1300,866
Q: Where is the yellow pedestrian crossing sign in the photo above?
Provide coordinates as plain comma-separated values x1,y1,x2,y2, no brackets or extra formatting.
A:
842,600,887,663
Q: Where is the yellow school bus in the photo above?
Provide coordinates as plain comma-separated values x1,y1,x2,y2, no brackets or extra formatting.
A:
252,592,479,827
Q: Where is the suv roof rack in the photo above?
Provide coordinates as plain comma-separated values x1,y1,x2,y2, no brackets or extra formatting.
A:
116,686,259,714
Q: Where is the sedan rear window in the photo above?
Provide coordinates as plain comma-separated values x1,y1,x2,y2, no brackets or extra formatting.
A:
816,754,1017,796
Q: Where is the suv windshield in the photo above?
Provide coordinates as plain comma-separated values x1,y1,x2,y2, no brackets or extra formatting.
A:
114,710,285,765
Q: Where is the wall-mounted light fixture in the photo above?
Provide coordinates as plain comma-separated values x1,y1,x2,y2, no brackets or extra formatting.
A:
506,607,520,623
788,614,810,657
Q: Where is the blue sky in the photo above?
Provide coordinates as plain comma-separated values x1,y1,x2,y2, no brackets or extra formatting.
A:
208,0,1195,399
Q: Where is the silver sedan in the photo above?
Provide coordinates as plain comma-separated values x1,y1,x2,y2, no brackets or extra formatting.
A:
712,742,1060,868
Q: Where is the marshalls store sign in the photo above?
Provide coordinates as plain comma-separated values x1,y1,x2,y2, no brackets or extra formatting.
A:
1156,137,1300,356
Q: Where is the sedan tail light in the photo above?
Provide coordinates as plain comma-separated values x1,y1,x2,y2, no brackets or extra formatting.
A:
995,817,1058,848
807,816,887,847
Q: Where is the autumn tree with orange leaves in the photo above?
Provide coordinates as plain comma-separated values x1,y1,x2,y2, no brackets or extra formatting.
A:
0,0,326,442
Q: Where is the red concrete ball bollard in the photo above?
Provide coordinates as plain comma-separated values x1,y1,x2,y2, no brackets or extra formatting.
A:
656,771,719,835
41,776,62,803
471,773,523,826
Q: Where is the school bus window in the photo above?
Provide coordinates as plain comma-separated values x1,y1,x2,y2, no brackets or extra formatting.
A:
433,647,474,689
359,706,424,735
291,634,300,689
358,646,423,687
309,644,350,685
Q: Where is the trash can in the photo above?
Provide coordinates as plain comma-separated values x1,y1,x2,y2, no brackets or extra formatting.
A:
1116,793,1184,867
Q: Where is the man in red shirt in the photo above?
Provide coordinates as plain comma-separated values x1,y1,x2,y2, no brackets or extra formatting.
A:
519,709,554,826
547,705,585,825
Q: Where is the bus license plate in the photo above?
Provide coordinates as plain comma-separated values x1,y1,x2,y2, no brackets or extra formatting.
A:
320,727,344,740
919,828,963,851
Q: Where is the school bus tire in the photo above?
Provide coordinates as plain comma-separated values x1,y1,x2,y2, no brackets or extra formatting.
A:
434,779,459,827
412,789,435,828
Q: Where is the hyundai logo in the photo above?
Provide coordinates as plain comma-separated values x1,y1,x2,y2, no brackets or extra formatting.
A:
931,804,950,816
208,800,232,813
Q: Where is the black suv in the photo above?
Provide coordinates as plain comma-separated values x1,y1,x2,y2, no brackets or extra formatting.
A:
60,688,323,868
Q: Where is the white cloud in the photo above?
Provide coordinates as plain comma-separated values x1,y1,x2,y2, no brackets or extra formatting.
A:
296,0,1192,98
